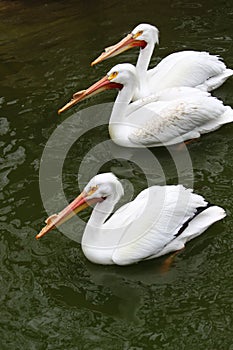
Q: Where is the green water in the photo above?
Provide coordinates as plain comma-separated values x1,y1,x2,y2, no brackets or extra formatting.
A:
1,0,233,349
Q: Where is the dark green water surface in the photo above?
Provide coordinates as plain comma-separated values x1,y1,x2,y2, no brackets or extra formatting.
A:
1,1,233,349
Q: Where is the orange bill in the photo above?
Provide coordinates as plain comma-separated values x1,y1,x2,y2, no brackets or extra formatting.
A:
91,33,147,66
58,76,123,114
36,191,102,239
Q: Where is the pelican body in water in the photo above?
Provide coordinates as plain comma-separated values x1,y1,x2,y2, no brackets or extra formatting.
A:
58,63,233,148
37,173,226,265
92,23,233,100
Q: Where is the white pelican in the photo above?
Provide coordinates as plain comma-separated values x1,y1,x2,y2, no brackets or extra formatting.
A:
58,63,233,148
36,173,226,265
91,23,233,100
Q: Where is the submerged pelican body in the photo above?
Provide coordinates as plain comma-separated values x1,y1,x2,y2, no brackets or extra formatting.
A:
37,173,226,265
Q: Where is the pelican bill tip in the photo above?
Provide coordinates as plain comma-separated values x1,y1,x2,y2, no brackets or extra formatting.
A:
36,231,44,240
91,59,99,66
58,107,66,114
57,101,73,114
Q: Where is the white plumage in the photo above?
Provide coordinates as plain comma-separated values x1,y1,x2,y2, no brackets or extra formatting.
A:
58,63,233,147
146,50,233,96
37,173,226,266
92,23,233,101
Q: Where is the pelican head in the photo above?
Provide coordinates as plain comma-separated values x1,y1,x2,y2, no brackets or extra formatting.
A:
107,63,138,86
58,63,137,114
36,173,124,239
131,23,159,46
91,23,159,66
84,173,124,202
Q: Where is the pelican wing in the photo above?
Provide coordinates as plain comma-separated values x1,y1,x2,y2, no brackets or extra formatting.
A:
110,185,207,265
128,95,227,146
150,86,211,101
148,51,229,92
126,87,211,119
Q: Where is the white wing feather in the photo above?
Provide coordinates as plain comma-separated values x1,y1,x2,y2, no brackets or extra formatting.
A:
127,86,211,117
111,185,207,265
128,93,233,146
147,51,233,93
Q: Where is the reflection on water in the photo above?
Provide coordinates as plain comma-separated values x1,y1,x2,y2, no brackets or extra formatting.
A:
0,117,25,191
0,0,233,348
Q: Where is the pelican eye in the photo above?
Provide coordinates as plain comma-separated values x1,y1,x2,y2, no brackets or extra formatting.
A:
133,30,143,39
108,71,118,80
88,185,98,196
